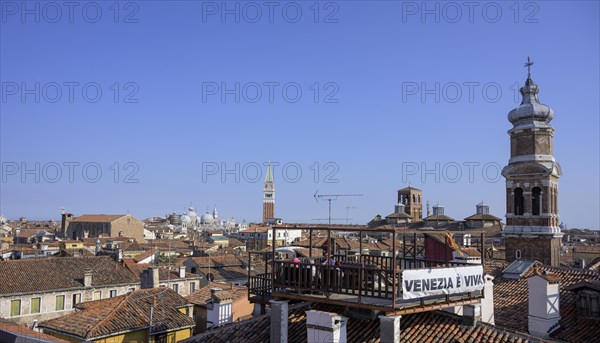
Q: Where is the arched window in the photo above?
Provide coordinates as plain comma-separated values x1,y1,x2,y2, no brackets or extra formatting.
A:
412,195,416,203
532,187,541,216
417,195,421,203
514,188,524,215
515,249,522,260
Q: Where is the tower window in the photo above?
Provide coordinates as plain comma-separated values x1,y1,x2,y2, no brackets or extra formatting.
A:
515,249,522,259
532,187,541,216
514,188,524,215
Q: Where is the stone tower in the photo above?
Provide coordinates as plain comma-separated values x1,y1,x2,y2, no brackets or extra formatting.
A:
397,186,423,222
262,162,275,223
502,59,563,267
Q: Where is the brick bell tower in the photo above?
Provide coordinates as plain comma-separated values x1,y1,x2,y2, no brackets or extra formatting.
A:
502,58,563,267
262,162,275,224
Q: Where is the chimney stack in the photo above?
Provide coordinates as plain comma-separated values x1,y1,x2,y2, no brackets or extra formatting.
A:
528,271,560,338
141,266,160,289
378,315,400,343
270,300,289,343
83,269,93,287
306,310,347,343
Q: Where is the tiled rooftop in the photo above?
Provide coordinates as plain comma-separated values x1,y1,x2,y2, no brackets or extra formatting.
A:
38,288,194,339
185,302,549,343
0,319,70,343
485,260,600,343
71,214,128,223
0,256,139,295
186,282,248,306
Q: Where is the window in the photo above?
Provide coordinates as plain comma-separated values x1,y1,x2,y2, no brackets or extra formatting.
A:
127,288,135,293
154,333,167,343
515,249,522,260
576,291,600,318
532,187,541,216
190,282,196,293
10,300,21,317
173,284,179,293
93,291,102,300
72,293,81,307
31,297,41,314
55,295,65,311
514,188,524,215
109,290,118,298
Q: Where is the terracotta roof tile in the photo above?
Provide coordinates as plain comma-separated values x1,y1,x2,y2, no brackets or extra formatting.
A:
0,319,70,343
488,260,600,342
0,257,139,294
186,283,247,306
38,288,194,339
72,214,128,223
185,302,547,343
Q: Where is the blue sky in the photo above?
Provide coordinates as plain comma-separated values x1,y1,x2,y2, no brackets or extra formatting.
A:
1,1,598,229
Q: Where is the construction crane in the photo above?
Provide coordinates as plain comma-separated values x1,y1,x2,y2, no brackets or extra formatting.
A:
313,190,363,225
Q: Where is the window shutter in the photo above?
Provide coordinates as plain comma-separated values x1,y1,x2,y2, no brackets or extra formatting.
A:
31,298,41,314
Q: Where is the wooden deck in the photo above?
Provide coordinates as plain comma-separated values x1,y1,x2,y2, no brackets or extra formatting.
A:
271,288,483,315
248,227,488,316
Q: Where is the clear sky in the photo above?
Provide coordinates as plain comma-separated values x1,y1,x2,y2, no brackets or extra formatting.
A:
1,1,598,229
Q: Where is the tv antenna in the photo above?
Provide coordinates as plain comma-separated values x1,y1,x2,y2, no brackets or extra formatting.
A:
311,218,351,223
313,190,363,225
345,206,356,225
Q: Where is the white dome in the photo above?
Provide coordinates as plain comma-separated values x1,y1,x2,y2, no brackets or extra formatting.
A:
201,211,214,224
181,215,192,224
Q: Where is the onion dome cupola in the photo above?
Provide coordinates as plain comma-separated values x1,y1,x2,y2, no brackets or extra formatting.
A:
508,57,554,128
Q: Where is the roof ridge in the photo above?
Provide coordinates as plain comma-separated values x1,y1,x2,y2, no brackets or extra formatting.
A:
84,294,130,338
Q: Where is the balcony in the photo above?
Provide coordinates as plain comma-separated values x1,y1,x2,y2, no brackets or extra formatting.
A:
248,225,487,315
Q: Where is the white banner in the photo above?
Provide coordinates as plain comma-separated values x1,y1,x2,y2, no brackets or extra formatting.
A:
402,265,484,299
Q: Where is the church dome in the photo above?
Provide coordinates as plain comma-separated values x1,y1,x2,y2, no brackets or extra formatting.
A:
181,214,192,224
201,211,214,224
508,77,554,125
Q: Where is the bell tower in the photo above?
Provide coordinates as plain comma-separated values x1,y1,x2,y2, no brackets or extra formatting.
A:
262,162,275,224
502,58,563,267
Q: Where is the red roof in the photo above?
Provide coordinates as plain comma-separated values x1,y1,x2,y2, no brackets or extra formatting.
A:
72,215,128,223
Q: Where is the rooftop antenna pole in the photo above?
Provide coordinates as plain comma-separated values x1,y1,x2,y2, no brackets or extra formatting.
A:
314,190,363,225
345,206,356,225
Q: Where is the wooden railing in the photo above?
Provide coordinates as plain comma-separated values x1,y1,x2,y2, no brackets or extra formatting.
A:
273,260,397,299
248,273,271,298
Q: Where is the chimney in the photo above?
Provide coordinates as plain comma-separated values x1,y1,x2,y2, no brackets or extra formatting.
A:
378,315,400,343
480,275,495,325
270,300,289,343
83,269,93,287
141,266,160,289
179,266,186,278
528,272,560,338
306,310,347,343
61,212,72,238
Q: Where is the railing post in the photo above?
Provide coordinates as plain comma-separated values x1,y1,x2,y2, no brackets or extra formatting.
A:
392,229,397,307
247,251,252,300
271,227,276,296
481,232,485,266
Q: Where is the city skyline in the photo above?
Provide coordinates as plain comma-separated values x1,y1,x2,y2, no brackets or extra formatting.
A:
1,1,599,229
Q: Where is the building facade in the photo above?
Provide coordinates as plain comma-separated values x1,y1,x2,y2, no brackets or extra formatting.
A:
66,214,145,242
0,257,140,326
502,62,563,267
